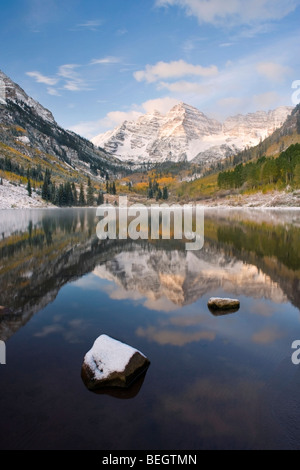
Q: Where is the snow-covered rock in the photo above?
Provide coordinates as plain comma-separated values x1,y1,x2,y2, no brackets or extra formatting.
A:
92,102,293,165
81,335,150,390
16,136,30,145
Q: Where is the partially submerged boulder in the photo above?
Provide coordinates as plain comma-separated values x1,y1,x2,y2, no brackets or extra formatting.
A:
208,297,240,311
81,335,150,391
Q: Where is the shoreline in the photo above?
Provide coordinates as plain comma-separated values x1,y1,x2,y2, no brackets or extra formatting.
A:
1,178,299,211
1,204,300,211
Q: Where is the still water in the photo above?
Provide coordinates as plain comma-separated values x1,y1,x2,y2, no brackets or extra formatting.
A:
0,207,300,450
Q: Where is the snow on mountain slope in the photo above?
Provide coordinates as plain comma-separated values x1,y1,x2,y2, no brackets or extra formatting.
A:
0,69,118,174
0,70,55,124
0,179,48,209
92,103,293,165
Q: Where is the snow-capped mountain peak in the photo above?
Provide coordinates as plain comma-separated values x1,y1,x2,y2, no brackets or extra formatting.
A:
92,102,293,165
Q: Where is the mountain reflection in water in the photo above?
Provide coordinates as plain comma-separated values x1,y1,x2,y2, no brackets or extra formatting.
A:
0,208,300,450
0,208,299,342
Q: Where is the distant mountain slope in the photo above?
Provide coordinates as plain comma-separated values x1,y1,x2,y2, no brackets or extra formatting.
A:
225,104,300,166
0,70,122,180
92,102,293,165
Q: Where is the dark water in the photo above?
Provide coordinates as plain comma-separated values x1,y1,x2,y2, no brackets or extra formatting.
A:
0,207,300,450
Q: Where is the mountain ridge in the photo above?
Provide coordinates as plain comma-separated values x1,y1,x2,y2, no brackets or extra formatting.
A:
92,102,293,165
0,69,124,183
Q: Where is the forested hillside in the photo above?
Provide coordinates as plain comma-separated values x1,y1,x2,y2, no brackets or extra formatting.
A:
218,143,300,190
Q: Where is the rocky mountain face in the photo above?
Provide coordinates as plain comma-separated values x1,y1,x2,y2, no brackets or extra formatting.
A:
92,102,293,165
0,70,120,176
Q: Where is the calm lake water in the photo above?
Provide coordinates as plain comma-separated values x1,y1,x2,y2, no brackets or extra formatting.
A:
0,207,300,450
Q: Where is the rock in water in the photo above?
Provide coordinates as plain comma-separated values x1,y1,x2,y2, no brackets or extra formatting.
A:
81,335,150,391
208,297,240,311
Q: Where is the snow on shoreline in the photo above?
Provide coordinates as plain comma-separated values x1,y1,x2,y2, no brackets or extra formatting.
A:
0,179,49,210
199,190,300,209
0,178,300,211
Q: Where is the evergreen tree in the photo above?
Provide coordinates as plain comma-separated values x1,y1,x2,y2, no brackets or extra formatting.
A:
71,182,78,206
87,183,95,206
42,169,52,201
156,187,163,200
65,182,74,206
57,184,68,206
51,182,56,204
79,184,86,206
27,178,32,197
148,187,154,199
112,181,117,195
97,190,104,205
42,178,49,200
153,180,159,193
294,164,300,186
297,115,300,135
163,186,169,200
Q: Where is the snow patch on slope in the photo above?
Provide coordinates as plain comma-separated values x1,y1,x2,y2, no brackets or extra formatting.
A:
0,179,49,209
0,70,55,124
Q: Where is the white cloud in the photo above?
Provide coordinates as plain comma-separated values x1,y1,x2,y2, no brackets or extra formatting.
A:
47,87,61,96
159,80,210,94
181,36,208,53
101,110,144,128
90,57,121,65
142,96,179,114
27,65,89,92
68,31,299,139
26,71,58,86
256,62,292,82
217,92,285,116
58,64,88,91
70,97,180,139
155,0,299,27
116,28,128,36
217,96,245,109
134,60,218,83
58,64,80,79
219,42,234,47
70,110,143,139
252,91,284,109
69,120,106,139
76,20,103,31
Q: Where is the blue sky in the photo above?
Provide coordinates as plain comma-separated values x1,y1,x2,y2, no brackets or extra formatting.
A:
1,0,300,139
